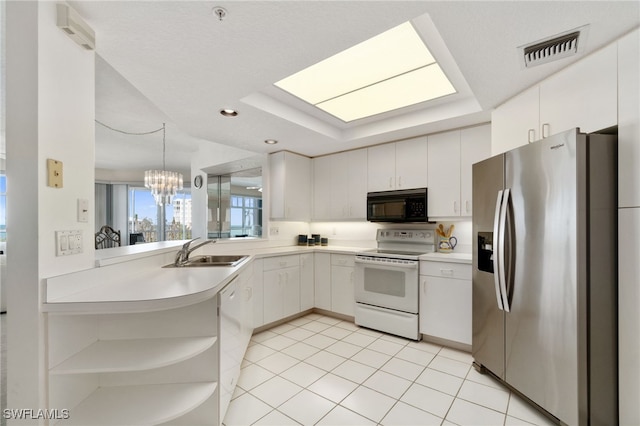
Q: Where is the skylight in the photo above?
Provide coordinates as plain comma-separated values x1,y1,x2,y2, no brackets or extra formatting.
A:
274,21,457,122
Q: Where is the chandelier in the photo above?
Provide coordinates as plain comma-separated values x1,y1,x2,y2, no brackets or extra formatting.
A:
144,123,183,205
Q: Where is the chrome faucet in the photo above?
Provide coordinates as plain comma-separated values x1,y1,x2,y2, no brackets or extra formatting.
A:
174,238,215,266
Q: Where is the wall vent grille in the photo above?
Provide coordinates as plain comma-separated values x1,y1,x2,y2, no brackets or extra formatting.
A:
519,26,589,68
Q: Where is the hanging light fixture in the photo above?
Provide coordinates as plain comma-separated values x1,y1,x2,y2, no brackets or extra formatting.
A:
144,123,183,205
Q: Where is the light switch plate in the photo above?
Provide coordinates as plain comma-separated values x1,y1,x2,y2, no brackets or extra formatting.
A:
47,159,63,188
56,230,83,256
77,199,89,222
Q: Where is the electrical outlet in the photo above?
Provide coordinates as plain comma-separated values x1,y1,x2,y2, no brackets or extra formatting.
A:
270,226,279,236
56,230,83,256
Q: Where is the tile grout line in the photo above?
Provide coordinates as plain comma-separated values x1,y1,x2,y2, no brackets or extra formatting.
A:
236,314,547,426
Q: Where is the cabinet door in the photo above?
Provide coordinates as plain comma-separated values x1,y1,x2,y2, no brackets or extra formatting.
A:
491,85,540,155
618,29,640,208
282,267,301,318
300,253,314,311
331,265,355,316
428,130,461,217
250,259,264,328
619,207,640,425
368,144,396,192
420,276,472,345
263,269,283,324
539,43,617,138
460,124,491,216
313,156,333,220
347,149,368,219
268,152,286,219
284,152,312,220
395,137,428,190
330,152,350,218
314,253,331,310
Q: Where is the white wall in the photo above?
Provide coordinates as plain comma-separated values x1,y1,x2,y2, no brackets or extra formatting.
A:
6,1,95,414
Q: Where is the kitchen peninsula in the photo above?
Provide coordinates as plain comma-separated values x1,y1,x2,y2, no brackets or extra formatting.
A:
43,240,471,425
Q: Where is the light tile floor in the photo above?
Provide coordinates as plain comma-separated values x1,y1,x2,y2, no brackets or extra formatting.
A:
223,313,557,426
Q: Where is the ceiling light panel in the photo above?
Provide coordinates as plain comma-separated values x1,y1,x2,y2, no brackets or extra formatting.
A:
316,64,456,122
274,22,436,106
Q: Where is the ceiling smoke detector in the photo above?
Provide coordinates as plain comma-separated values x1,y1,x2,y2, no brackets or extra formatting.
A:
519,25,589,68
213,7,228,21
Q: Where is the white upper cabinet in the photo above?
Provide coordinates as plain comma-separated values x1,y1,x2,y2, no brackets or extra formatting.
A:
395,137,429,190
491,85,540,155
492,43,618,155
367,137,428,192
618,28,640,208
313,148,367,220
367,143,396,192
313,155,333,220
428,130,461,217
428,125,491,218
269,151,311,221
460,125,492,216
346,149,368,219
539,42,617,137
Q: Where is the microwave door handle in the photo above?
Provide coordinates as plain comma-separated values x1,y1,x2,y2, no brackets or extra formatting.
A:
498,188,511,312
493,190,505,311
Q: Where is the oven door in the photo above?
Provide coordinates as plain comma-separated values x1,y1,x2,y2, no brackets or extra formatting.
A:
354,255,419,313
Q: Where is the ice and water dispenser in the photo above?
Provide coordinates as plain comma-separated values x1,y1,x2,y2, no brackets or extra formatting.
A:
477,232,494,273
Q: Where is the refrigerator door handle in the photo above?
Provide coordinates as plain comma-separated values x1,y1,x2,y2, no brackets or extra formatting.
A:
498,188,511,312
493,190,505,311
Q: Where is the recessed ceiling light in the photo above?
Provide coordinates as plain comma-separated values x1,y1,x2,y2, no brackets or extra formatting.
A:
264,139,278,145
274,21,456,122
220,108,238,117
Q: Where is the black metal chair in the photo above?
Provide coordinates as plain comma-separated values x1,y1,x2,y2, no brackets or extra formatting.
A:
95,225,121,249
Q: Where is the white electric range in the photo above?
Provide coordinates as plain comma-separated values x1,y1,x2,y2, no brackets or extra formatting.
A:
354,229,436,340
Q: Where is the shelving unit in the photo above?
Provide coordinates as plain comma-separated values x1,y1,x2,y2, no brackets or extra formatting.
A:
50,337,217,374
48,295,221,425
58,382,217,426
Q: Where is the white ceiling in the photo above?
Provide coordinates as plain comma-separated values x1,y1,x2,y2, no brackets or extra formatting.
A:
74,1,639,176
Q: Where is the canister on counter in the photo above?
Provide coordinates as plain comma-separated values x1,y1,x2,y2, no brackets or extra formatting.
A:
312,234,321,245
298,234,308,246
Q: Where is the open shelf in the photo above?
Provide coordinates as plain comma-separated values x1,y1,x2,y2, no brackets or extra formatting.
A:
50,337,216,374
60,382,217,425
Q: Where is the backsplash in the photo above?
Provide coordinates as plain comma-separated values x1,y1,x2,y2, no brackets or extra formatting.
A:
266,220,472,253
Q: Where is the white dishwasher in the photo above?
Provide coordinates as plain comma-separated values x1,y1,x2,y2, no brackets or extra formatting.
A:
219,267,253,421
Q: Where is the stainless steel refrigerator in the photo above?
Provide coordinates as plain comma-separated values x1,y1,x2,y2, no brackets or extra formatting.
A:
472,128,618,425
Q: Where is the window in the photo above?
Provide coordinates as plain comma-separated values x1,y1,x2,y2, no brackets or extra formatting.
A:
230,195,262,237
128,186,191,243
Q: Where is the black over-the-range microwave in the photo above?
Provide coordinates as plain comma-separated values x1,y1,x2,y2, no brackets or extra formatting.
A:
366,187,429,222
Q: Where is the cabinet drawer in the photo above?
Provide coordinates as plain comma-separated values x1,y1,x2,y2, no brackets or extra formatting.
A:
263,255,299,271
420,261,471,280
331,254,355,267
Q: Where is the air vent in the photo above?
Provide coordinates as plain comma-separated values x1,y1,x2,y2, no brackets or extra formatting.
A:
519,25,589,68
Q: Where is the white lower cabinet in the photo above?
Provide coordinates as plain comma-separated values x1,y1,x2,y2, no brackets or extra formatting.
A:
220,266,254,421
419,261,472,346
250,258,264,328
263,255,301,324
314,252,331,310
300,253,315,311
331,254,355,316
47,297,221,426
619,207,640,425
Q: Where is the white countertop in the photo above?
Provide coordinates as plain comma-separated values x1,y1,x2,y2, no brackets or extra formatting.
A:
44,242,471,314
44,243,367,315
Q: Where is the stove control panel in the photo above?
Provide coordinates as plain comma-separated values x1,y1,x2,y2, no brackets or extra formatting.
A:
377,229,435,244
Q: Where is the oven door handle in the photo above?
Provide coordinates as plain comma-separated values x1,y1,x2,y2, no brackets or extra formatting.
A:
354,257,419,269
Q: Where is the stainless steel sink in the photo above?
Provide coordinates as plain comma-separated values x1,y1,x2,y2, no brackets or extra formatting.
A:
165,254,248,268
